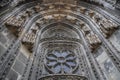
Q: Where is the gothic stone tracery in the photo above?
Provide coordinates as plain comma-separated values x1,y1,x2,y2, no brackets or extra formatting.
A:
0,0,120,80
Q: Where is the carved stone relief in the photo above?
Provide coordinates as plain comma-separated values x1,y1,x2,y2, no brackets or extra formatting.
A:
96,48,120,80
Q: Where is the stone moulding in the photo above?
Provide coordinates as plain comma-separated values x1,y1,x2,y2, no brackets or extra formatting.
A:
39,74,88,80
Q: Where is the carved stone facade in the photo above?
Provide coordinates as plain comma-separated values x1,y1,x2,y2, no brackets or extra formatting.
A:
0,0,120,80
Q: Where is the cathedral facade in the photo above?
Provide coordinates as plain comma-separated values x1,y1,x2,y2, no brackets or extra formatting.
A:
0,0,120,80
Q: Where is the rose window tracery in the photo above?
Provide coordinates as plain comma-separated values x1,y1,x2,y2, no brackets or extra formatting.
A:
45,49,78,74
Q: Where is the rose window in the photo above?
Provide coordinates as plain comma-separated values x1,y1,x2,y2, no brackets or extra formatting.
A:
45,50,78,74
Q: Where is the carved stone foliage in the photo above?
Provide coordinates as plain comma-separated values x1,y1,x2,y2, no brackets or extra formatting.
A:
80,7,87,14
22,32,36,52
5,17,25,37
99,20,119,38
78,6,119,39
86,33,101,51
33,3,44,13
78,22,101,52
5,17,24,27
